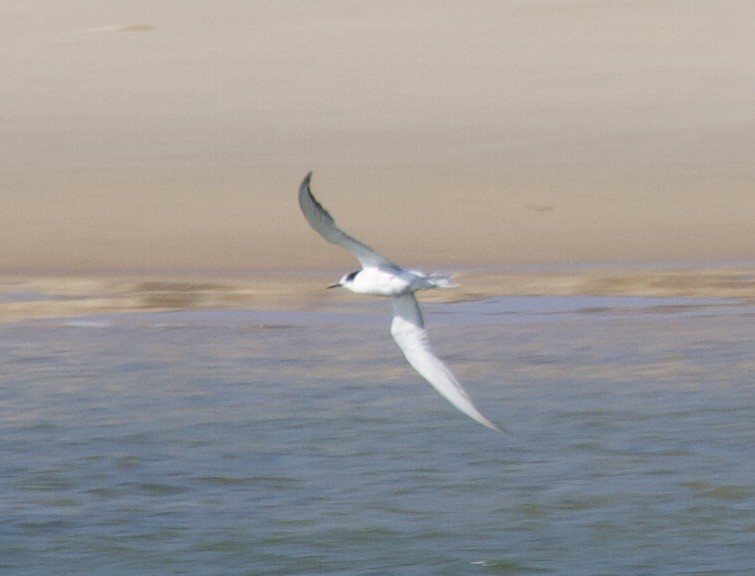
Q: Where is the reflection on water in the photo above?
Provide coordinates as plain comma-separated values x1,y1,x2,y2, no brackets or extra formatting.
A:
1,297,753,575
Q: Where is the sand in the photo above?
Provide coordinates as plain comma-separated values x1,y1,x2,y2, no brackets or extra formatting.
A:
1,2,753,319
2,1,754,273
2,266,754,324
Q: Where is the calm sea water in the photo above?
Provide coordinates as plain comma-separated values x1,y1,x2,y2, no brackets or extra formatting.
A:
1,296,753,576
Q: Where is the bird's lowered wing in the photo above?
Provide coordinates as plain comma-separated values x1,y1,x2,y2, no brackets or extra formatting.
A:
390,294,500,431
298,172,397,269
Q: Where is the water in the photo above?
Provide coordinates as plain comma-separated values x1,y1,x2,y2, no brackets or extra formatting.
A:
1,297,753,575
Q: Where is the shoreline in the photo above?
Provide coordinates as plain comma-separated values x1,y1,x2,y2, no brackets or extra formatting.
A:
2,265,753,325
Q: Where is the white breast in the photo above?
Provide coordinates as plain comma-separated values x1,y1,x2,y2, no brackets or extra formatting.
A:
349,267,414,297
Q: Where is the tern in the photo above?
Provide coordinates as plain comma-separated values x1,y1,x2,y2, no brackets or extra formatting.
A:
298,172,499,431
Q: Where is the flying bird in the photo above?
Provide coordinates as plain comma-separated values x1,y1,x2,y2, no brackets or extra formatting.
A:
298,172,499,431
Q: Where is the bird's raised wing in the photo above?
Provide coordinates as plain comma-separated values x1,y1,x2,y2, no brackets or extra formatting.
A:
390,294,500,431
298,172,397,269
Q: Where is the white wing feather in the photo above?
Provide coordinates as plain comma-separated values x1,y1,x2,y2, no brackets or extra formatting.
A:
298,172,397,269
390,294,500,430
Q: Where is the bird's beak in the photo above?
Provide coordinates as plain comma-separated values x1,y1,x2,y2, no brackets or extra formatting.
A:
326,282,341,289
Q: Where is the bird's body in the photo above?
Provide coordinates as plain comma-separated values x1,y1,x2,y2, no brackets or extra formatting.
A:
298,172,499,431
336,267,454,297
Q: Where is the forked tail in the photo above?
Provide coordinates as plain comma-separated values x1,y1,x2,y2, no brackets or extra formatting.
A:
426,273,459,289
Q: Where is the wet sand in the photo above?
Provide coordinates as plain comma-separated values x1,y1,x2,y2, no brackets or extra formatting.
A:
2,266,753,324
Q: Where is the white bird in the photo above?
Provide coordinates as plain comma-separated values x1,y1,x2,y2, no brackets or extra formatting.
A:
298,172,499,431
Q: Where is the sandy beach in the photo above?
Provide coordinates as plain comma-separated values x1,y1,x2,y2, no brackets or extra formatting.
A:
1,266,753,324
2,1,753,317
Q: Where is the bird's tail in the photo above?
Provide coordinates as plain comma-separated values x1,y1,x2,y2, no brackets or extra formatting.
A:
425,273,459,289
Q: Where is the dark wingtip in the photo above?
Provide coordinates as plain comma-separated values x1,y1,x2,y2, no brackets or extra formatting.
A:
298,172,314,210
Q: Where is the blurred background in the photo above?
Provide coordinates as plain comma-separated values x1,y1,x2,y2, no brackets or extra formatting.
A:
2,0,753,272
2,4,754,575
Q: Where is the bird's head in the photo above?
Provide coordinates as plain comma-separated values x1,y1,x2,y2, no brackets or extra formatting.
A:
327,270,359,290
